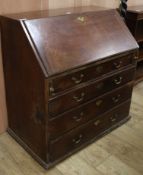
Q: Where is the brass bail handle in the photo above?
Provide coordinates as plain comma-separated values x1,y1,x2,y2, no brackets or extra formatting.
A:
73,92,85,102
72,74,84,84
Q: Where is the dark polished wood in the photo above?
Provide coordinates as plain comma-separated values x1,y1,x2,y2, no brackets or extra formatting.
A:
49,84,133,138
49,53,135,95
126,5,143,83
49,100,131,161
0,17,47,161
49,77,134,117
0,6,138,169
24,10,138,76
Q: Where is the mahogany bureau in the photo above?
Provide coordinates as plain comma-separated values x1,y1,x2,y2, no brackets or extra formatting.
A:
0,6,138,169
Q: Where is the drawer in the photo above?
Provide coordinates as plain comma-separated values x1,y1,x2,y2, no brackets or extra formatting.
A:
48,68,135,117
48,84,132,138
49,53,135,96
49,101,131,162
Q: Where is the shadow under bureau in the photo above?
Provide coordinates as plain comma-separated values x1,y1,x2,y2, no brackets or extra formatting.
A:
0,6,138,169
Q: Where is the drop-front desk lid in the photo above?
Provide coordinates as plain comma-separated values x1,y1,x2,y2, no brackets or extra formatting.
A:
23,9,138,77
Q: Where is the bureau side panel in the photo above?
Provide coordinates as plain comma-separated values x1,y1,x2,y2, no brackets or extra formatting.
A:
0,17,47,163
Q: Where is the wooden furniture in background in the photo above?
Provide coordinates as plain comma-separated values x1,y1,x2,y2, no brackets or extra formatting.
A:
0,6,138,168
91,0,143,8
126,5,143,83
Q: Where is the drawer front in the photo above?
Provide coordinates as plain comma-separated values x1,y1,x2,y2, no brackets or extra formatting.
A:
48,68,135,117
49,53,135,96
49,101,131,162
48,84,132,138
